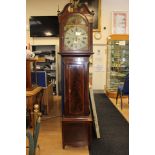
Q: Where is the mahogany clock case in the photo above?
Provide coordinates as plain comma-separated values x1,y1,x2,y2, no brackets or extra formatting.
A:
58,2,94,148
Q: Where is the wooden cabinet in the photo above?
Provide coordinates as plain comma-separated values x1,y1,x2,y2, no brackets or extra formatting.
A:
26,59,37,91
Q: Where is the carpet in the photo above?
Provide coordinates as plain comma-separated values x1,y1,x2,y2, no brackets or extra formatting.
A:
89,93,129,155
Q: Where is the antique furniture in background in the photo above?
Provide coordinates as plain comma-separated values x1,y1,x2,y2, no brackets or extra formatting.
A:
26,57,53,119
26,87,43,128
26,58,37,91
42,83,53,115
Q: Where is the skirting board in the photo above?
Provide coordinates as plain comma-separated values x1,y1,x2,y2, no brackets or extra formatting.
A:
93,89,105,94
89,88,101,138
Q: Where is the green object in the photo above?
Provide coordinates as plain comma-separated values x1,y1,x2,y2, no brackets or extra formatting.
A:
26,117,41,155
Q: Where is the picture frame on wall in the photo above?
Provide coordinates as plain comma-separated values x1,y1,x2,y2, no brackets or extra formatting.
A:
79,0,101,31
112,11,128,34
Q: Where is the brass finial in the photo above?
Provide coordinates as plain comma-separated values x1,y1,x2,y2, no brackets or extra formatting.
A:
34,104,41,127
91,10,95,15
57,4,60,14
72,0,80,8
34,104,39,113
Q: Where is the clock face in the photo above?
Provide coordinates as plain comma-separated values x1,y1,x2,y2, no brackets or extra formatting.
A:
64,26,88,50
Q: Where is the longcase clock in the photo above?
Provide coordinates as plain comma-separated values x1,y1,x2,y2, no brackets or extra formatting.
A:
58,1,94,148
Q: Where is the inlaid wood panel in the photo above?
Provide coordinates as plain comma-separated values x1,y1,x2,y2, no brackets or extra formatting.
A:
63,57,89,116
68,64,84,114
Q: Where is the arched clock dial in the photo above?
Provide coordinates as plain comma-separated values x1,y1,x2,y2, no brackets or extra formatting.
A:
64,26,88,50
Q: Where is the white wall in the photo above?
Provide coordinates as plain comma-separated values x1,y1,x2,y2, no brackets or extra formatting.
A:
26,0,129,91
92,0,129,91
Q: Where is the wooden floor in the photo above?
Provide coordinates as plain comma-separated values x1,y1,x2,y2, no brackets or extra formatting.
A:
109,97,129,122
26,94,129,155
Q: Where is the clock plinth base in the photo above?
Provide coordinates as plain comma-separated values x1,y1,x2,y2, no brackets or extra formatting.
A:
62,116,92,149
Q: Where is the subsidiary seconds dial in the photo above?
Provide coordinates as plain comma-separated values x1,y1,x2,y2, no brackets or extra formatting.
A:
64,26,88,50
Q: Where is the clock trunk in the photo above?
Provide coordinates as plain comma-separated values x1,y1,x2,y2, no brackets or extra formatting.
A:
62,57,89,116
